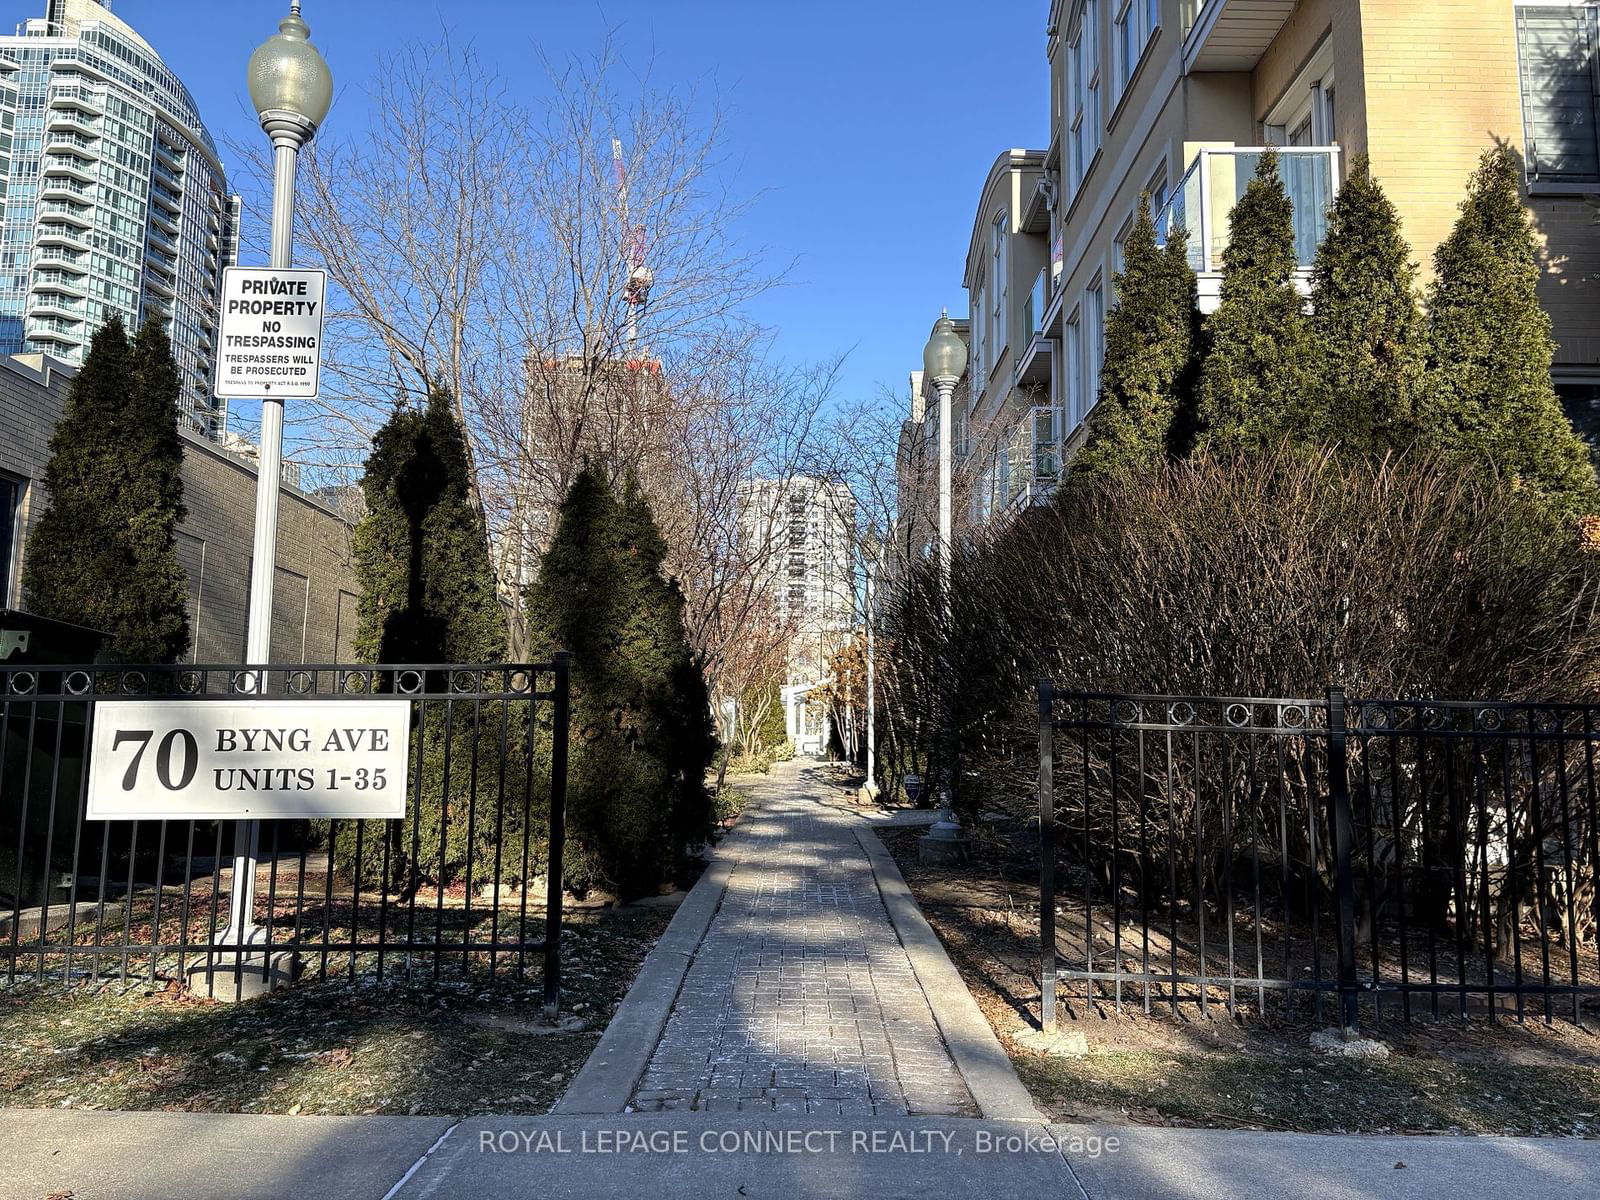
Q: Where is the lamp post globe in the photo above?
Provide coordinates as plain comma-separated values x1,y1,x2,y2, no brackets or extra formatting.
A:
922,312,968,384
248,2,334,144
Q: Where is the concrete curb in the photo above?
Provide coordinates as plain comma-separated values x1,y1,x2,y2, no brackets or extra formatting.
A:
854,823,1046,1123
552,814,754,1114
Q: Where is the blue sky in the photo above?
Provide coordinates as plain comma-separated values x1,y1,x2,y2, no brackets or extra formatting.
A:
106,0,1048,411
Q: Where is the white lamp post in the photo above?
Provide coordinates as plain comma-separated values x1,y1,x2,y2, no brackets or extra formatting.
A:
222,2,333,949
919,313,968,859
864,535,882,798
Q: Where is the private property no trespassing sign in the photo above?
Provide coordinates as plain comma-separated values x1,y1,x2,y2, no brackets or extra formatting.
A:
215,266,327,400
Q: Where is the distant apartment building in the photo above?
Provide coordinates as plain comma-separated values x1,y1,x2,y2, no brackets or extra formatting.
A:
915,0,1600,535
738,475,856,753
0,0,240,437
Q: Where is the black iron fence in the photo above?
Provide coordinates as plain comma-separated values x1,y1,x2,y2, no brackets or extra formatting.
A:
1038,683,1600,1031
1,660,569,1006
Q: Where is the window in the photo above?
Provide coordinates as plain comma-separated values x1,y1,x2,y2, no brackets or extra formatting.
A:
1517,4,1600,184
1114,1,1136,93
1556,374,1600,476
1067,0,1102,196
1264,38,1336,147
1064,309,1084,429
1149,165,1171,241
1112,0,1158,101
971,275,986,386
1113,213,1134,278
991,212,1008,363
0,474,19,607
1085,277,1106,416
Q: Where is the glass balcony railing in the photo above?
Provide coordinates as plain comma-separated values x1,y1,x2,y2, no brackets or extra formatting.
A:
1156,145,1340,276
1023,267,1048,341
1002,405,1062,513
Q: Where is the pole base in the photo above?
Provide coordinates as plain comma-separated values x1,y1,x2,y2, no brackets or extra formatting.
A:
185,951,300,1002
918,830,971,866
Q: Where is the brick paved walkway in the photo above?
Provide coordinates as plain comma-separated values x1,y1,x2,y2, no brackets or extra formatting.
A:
629,761,978,1117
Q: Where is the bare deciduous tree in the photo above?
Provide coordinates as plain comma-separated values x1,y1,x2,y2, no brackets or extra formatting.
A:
233,31,829,673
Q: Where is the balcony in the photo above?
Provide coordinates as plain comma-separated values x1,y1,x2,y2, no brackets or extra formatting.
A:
150,182,181,215
152,160,184,193
1156,145,1340,313
1182,0,1297,72
31,270,87,297
46,109,98,137
1003,405,1062,514
150,206,179,236
144,272,175,299
154,139,183,171
35,223,89,252
40,177,94,202
42,155,95,184
37,200,92,229
44,129,98,159
35,247,87,271
1017,267,1053,389
27,292,87,320
48,87,104,116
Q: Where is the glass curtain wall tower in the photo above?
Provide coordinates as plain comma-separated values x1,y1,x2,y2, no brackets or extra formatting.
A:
0,0,239,436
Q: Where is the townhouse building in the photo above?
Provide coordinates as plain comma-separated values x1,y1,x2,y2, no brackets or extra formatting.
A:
914,0,1600,536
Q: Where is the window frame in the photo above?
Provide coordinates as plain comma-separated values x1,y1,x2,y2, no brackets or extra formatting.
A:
0,472,22,609
1263,37,1337,147
991,211,1008,366
1111,0,1159,104
1084,275,1106,421
1066,0,1103,197
1515,1,1600,190
1064,306,1084,431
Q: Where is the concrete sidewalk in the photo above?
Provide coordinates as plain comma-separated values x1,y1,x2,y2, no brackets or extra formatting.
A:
5,1109,1599,1199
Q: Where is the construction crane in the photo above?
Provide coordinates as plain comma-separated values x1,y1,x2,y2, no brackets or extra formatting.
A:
612,137,654,354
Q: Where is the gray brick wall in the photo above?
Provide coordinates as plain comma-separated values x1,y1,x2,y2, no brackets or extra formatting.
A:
0,353,360,664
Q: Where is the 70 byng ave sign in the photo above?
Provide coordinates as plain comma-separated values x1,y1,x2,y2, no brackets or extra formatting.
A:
87,700,410,821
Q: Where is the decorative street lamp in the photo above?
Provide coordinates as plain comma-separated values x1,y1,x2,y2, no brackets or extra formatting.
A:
222,1,333,951
919,313,969,863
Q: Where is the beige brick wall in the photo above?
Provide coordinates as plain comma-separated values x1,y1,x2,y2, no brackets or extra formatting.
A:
1358,0,1522,282
0,354,360,663
1245,0,1600,369
1253,0,1369,161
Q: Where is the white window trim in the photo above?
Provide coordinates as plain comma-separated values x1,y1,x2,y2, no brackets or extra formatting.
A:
1147,161,1172,240
1113,211,1136,283
1084,274,1106,420
1264,38,1337,146
1111,0,1158,104
1066,0,1103,198
1064,305,1084,431
992,211,1008,370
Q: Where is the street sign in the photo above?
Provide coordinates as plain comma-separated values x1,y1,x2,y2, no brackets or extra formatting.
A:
215,266,327,400
86,700,410,821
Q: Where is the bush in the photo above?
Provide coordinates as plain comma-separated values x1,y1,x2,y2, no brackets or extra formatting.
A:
524,467,717,897
22,318,190,662
329,701,541,894
884,450,1600,819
